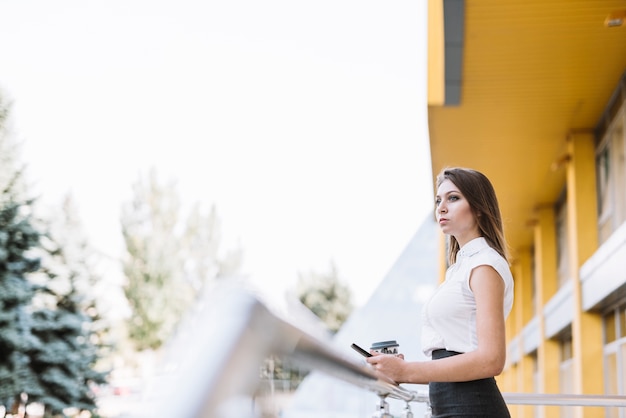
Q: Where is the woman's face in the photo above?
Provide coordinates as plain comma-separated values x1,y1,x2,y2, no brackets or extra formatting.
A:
435,179,480,246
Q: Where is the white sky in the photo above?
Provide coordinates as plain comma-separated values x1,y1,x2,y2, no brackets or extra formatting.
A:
0,0,433,308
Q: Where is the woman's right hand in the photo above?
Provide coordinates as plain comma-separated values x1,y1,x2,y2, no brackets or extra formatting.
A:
366,352,407,383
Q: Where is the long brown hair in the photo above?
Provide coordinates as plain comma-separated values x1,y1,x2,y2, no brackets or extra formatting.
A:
436,167,509,265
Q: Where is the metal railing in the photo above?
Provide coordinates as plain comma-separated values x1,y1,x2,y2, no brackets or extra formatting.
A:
143,284,626,417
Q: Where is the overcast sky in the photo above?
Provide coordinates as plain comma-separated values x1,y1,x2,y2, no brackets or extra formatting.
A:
0,0,432,308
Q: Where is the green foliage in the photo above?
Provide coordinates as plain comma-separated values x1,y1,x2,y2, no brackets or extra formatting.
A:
296,261,354,333
28,300,106,414
43,194,113,363
0,198,44,409
258,355,308,392
27,195,111,416
121,169,242,352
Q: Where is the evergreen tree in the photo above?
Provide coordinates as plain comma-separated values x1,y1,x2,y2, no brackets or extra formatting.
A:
0,199,44,411
0,93,108,415
25,195,110,416
28,292,106,416
0,96,45,412
296,261,354,333
44,194,113,363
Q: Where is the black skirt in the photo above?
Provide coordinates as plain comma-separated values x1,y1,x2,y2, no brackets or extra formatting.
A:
429,349,511,418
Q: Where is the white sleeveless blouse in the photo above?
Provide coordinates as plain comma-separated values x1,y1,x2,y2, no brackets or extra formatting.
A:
421,237,514,357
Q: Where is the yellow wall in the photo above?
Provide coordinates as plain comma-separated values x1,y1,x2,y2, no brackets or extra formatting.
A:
427,0,444,106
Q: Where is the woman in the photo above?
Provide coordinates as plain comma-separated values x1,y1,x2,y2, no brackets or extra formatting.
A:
366,167,514,417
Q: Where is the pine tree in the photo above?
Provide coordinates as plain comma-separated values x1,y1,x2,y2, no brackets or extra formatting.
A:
28,293,106,416
25,196,110,416
0,92,108,415
44,194,113,365
0,90,45,413
0,193,46,412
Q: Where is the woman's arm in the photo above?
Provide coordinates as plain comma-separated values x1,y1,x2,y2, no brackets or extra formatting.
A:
366,265,507,384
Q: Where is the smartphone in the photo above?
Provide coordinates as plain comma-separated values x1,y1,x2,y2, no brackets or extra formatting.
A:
351,343,372,357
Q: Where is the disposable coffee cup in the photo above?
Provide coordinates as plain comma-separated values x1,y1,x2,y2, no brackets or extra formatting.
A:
370,340,399,355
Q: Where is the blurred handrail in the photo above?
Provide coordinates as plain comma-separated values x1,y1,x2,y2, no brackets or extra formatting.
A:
148,285,625,417
149,284,425,417
281,318,426,403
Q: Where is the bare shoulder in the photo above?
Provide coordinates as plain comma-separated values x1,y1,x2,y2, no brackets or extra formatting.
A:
469,264,504,295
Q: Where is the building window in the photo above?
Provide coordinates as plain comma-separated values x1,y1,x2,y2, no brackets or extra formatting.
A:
604,303,626,418
555,191,570,288
595,94,626,244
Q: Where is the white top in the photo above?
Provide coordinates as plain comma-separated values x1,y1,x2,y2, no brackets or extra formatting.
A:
421,237,514,357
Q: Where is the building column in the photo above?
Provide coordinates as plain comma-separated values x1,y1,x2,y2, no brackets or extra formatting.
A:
501,257,518,405
513,249,535,418
507,362,520,418
534,206,560,418
565,132,603,418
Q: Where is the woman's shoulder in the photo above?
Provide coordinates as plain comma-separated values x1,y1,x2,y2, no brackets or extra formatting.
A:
469,246,512,279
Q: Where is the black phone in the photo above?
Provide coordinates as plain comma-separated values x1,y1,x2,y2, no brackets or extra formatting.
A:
351,343,372,357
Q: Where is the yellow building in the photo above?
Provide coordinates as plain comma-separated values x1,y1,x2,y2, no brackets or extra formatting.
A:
427,1,626,417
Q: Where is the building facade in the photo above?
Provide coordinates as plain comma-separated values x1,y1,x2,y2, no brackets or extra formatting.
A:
427,1,626,417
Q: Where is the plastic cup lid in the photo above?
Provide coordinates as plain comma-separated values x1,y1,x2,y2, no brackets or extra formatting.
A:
370,340,399,350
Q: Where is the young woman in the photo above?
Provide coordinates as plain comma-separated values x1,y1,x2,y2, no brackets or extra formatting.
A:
366,167,514,417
